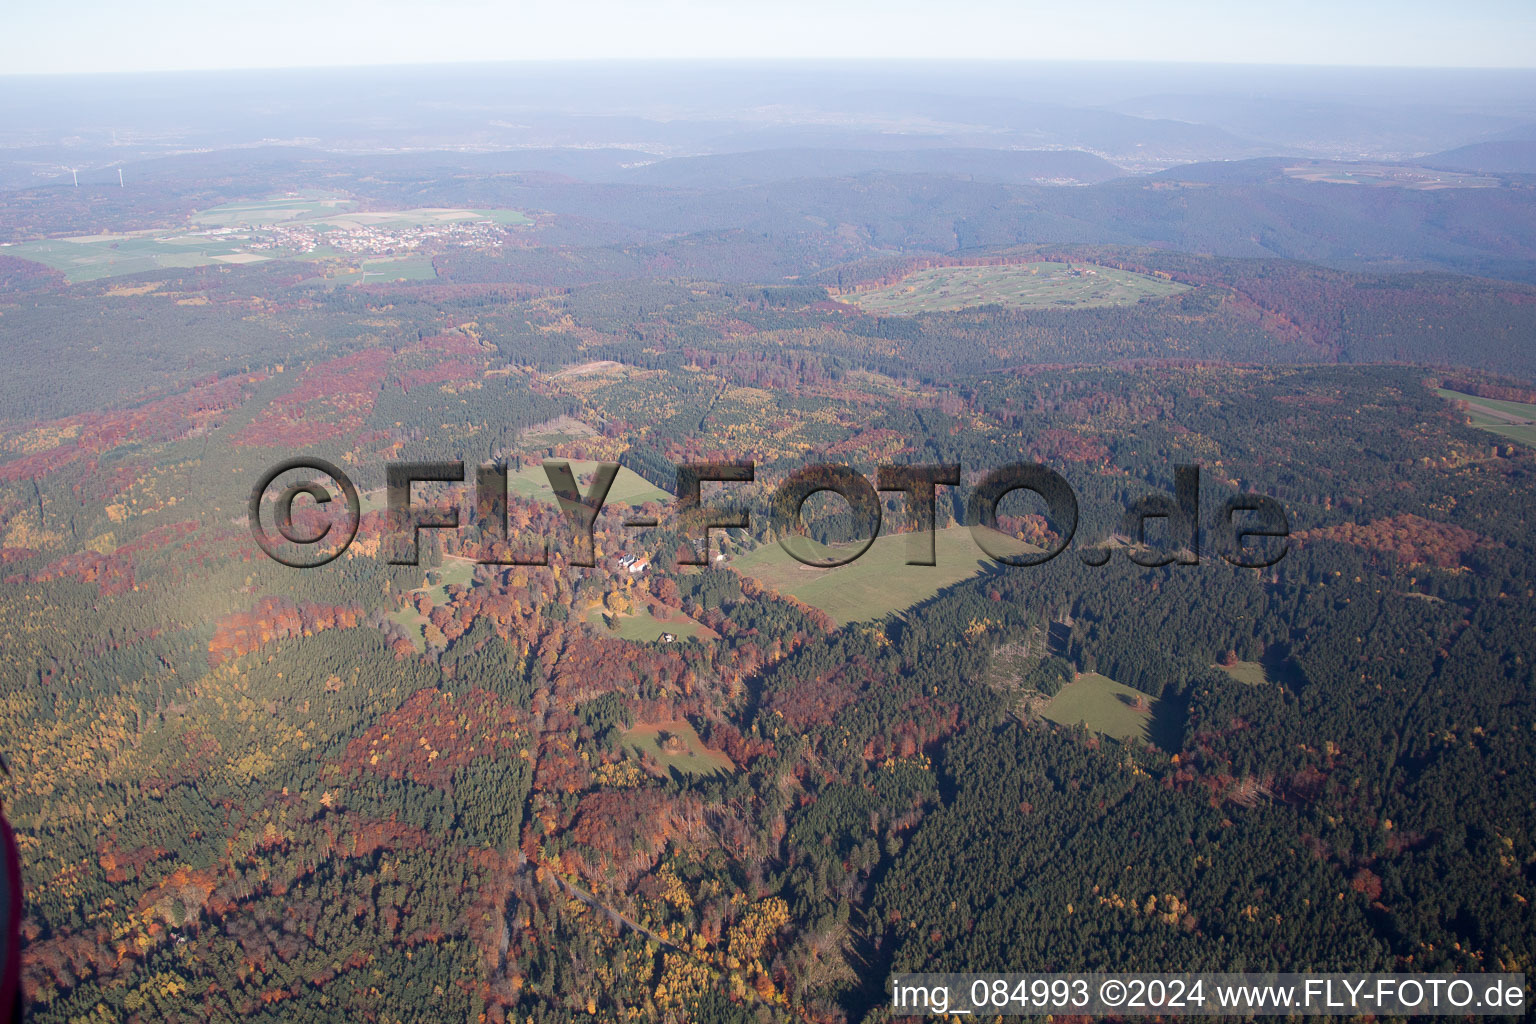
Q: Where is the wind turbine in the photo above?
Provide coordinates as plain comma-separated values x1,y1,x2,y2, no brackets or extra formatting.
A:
71,168,78,187
118,169,124,188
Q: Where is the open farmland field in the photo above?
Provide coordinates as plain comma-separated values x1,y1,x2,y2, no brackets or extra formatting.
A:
7,233,264,282
194,195,528,232
1438,388,1536,447
8,195,527,283
191,194,354,226
307,207,531,229
1283,162,1499,190
840,261,1189,315
727,525,1034,624
199,197,530,235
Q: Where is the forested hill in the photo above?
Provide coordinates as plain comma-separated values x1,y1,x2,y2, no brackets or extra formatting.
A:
3,331,1534,1020
618,147,1128,187
1425,140,1536,174
5,150,1536,283
2,93,1536,1020
6,249,1536,430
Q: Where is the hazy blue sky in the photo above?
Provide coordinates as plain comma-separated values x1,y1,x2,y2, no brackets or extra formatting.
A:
5,0,1534,74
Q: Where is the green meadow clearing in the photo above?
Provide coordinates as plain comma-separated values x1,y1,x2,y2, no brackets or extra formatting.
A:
841,262,1189,315
1216,650,1305,690
387,606,428,653
387,556,478,651
1042,672,1169,746
359,256,438,282
359,461,667,515
621,720,735,776
507,460,670,507
727,525,1033,624
1217,660,1269,686
415,556,476,604
1437,388,1536,447
586,604,715,643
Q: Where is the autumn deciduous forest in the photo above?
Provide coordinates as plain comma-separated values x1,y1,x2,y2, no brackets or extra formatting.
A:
3,57,1536,1023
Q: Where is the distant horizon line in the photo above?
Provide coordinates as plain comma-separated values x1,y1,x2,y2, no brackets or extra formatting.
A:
5,57,1536,78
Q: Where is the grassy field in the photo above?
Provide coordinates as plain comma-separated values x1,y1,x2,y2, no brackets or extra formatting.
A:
1437,388,1536,447
621,720,735,776
1042,673,1165,745
508,460,670,507
357,462,662,520
358,488,387,515
388,556,477,651
1217,660,1269,686
586,604,715,643
414,556,476,604
387,606,428,653
1218,650,1305,690
727,525,1032,625
360,256,438,282
472,209,534,226
841,262,1189,315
